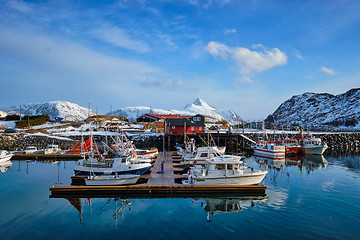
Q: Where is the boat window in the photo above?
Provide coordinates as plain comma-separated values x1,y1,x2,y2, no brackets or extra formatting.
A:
121,158,126,163
227,164,233,170
200,153,208,157
215,164,225,170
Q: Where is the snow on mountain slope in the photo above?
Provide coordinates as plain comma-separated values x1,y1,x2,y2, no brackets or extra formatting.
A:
265,88,360,130
110,98,244,124
3,101,95,121
217,110,244,125
183,97,223,120
108,106,193,122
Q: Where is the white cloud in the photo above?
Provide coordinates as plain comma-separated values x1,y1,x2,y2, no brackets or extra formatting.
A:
225,28,236,35
205,41,288,75
92,27,150,53
320,66,337,75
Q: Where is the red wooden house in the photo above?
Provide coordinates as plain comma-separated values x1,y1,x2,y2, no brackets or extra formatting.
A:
165,118,205,135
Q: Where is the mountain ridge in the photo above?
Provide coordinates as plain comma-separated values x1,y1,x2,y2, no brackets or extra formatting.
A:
265,88,360,130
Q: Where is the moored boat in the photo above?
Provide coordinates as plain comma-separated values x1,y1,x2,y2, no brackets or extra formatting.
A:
252,141,285,159
74,155,152,176
301,137,328,155
85,173,140,186
183,157,267,186
0,150,13,163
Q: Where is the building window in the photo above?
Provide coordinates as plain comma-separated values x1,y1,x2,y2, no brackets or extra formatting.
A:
172,126,175,129
199,127,202,131
191,127,194,131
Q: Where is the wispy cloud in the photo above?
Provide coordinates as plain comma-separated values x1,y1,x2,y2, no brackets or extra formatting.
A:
141,74,197,92
320,66,337,75
205,41,287,75
293,50,303,60
224,28,236,35
91,26,150,53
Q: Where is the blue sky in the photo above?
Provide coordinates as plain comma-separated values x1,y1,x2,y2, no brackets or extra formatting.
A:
0,0,359,119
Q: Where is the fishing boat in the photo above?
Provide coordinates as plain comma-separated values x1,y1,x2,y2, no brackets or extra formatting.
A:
23,146,39,154
183,157,267,186
252,141,285,159
85,173,140,186
44,144,61,154
135,148,158,159
182,146,237,165
74,155,152,176
281,139,303,155
0,150,13,163
301,137,328,155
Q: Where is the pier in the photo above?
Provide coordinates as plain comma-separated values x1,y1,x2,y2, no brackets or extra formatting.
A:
49,152,267,198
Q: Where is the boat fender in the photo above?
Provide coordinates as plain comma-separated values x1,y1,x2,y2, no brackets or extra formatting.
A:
251,167,254,171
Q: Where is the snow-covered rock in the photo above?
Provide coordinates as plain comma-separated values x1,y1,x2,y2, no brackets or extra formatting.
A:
217,110,244,125
2,101,95,121
265,88,360,130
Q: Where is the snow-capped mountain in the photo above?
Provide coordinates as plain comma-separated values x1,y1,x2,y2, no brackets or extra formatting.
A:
109,106,193,122
3,101,95,121
265,88,360,130
184,97,224,120
109,98,244,124
217,110,244,125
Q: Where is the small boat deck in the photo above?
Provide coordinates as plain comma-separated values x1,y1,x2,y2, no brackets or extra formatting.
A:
50,152,267,198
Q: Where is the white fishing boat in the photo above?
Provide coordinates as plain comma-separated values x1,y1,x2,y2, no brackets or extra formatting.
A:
44,144,61,154
301,137,328,155
85,173,140,186
0,150,13,163
135,148,158,159
252,141,285,159
74,155,152,176
183,157,267,186
23,146,39,154
182,146,235,164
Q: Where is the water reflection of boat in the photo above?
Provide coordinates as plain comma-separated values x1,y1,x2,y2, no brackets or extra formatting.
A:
301,154,328,170
66,197,132,226
0,160,13,173
200,196,267,222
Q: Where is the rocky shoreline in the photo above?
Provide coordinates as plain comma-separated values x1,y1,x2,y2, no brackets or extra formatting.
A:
0,132,359,155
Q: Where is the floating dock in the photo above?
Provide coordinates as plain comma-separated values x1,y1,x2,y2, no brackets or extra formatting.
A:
50,152,267,198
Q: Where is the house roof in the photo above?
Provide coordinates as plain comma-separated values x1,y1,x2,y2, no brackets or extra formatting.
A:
166,118,205,127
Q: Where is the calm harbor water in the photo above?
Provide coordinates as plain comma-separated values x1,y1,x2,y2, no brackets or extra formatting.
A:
0,154,359,239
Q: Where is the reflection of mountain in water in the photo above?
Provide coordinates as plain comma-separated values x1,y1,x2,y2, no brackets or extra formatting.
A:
327,154,360,174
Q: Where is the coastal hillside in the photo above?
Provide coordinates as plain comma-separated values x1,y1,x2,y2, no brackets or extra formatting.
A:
265,88,360,130
3,101,95,121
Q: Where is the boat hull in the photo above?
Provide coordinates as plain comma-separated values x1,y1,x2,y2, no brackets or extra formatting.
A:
85,175,140,186
253,148,285,159
190,171,267,186
304,145,328,155
74,165,151,176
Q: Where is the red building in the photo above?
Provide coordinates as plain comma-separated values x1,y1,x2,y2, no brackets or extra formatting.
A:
165,118,205,135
